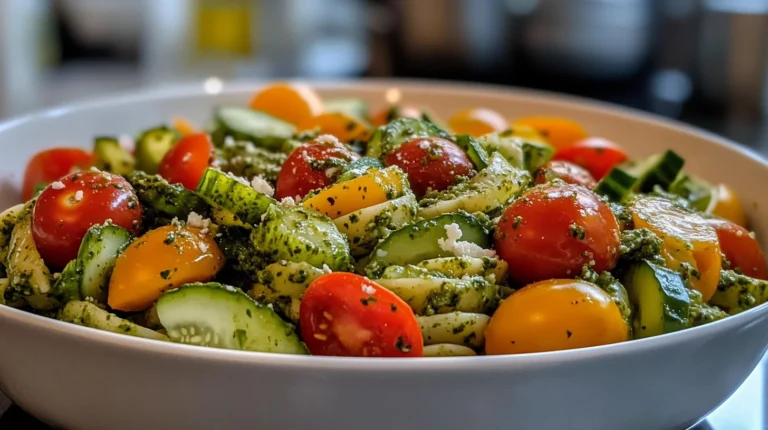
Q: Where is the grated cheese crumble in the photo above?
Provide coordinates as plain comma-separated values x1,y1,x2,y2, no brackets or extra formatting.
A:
437,223,497,258
250,175,275,197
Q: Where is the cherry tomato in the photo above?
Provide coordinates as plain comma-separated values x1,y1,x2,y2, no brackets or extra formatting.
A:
158,133,214,190
32,171,143,270
512,116,588,149
108,225,225,311
300,272,423,357
275,137,360,201
534,160,597,188
554,137,628,180
22,148,93,202
384,137,474,197
707,218,768,280
709,183,747,227
485,279,628,355
495,184,620,285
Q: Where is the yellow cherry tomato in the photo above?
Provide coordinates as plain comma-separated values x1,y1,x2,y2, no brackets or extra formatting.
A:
448,108,507,137
709,183,747,227
631,196,721,301
302,167,406,219
108,225,225,312
298,112,372,142
512,116,588,149
249,82,324,126
503,124,550,146
485,279,628,355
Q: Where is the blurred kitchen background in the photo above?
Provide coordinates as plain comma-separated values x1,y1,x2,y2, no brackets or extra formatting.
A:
1,0,768,151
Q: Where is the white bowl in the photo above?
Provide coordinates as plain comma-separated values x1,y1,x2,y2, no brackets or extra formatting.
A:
0,80,767,430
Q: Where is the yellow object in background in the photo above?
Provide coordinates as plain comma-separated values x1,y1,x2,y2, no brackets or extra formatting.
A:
448,108,507,137
512,116,588,149
194,0,255,57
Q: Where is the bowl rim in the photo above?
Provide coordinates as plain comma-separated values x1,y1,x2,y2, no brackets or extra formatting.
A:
1,77,767,371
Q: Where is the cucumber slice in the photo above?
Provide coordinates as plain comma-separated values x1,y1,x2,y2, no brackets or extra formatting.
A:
212,106,296,151
375,271,500,315
622,259,691,338
334,193,418,256
624,150,685,193
195,168,277,226
594,167,639,202
134,126,179,174
58,300,168,341
475,131,554,172
252,205,352,271
156,282,307,354
423,344,476,357
53,260,82,303
76,223,133,304
324,97,368,119
93,137,135,175
127,171,209,219
364,212,491,278
455,134,491,170
366,117,452,159
418,153,530,219
4,206,58,310
336,157,384,183
668,173,714,213
417,312,490,347
248,261,325,322
210,206,247,228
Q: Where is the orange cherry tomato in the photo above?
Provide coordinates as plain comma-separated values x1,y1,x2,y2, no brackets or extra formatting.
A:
22,148,93,202
108,225,225,312
485,279,628,354
494,184,620,285
158,133,215,190
172,116,200,137
707,218,768,280
298,112,372,142
32,171,142,270
554,137,628,180
512,116,589,149
448,108,507,137
249,83,324,126
534,160,597,188
299,273,423,357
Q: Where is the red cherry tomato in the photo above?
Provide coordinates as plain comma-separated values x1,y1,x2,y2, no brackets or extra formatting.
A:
534,160,597,188
707,218,768,280
384,137,474,197
158,133,214,190
32,171,143,270
300,272,424,357
495,184,621,285
22,148,93,202
554,137,628,180
275,137,360,200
